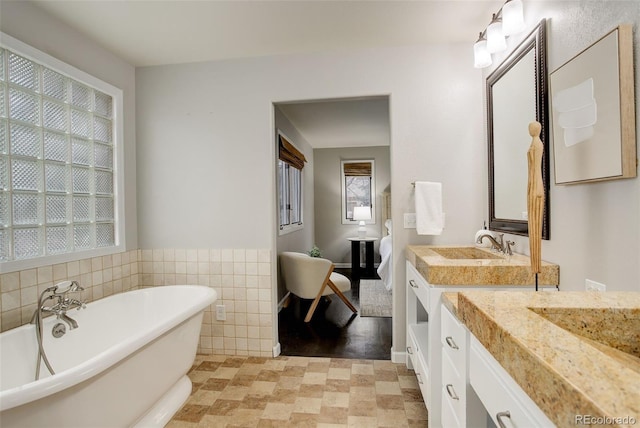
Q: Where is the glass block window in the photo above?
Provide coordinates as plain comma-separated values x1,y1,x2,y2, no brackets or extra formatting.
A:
0,45,117,264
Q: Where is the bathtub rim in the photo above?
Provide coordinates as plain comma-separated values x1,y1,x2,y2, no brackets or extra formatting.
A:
0,285,217,412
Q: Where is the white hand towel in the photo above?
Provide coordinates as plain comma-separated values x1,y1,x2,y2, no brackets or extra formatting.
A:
415,181,443,235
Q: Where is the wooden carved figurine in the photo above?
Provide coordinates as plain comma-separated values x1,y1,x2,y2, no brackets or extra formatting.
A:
527,121,544,275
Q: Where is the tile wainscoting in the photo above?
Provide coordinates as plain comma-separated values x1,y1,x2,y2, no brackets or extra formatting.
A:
0,248,274,358
0,250,140,332
138,248,274,357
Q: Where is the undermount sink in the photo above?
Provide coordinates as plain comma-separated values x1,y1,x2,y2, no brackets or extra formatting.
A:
430,247,504,260
529,307,640,360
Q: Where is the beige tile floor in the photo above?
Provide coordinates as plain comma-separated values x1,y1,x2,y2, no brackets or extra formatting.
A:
167,354,428,427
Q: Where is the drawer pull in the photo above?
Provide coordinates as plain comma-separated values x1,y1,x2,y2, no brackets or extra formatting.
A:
496,411,511,428
445,384,459,400
416,372,424,384
445,336,459,350
407,346,413,355
409,280,419,288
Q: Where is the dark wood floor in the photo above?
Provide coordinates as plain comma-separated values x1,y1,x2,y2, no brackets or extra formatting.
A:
278,268,393,360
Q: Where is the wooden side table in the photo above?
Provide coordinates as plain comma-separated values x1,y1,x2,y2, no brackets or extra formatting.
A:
347,237,378,280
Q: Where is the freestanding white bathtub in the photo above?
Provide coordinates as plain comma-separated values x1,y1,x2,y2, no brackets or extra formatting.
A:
0,285,217,428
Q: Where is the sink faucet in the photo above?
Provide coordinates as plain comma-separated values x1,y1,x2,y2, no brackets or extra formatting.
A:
476,233,515,255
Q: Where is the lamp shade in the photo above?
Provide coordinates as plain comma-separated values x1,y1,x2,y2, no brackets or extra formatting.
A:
353,206,372,221
474,35,492,68
502,0,525,36
486,15,506,53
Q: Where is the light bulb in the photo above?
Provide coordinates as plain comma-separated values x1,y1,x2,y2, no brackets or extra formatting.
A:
503,0,525,36
486,15,507,54
473,36,492,68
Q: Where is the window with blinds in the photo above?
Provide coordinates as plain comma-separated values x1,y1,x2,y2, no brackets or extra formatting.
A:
342,160,375,223
277,133,305,234
0,35,123,271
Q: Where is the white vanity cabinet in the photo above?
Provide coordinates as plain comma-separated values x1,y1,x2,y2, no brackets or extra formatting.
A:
406,262,486,428
469,334,554,427
405,262,431,408
405,260,556,428
440,304,484,428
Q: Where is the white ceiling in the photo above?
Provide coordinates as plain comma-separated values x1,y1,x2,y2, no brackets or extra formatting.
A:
28,0,501,149
277,97,390,148
31,0,502,68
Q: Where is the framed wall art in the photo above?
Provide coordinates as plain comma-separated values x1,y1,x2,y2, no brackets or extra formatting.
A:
550,24,636,184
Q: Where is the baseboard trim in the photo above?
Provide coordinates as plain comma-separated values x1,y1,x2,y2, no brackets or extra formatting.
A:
272,342,281,357
391,348,406,364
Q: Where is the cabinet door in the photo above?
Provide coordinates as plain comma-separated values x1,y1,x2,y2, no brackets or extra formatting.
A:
469,335,554,427
441,348,465,427
406,262,430,310
441,304,466,374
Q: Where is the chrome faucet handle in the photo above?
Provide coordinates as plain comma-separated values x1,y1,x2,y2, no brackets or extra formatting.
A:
69,298,86,310
504,240,515,256
51,280,83,296
60,297,86,311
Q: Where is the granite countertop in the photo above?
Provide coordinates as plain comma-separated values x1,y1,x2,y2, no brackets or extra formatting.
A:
457,290,640,427
441,292,458,318
406,245,559,286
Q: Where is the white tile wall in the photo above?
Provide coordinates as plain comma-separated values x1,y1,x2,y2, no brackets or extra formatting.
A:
0,248,273,358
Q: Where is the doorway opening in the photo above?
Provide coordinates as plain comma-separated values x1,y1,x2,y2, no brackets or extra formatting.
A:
273,95,392,360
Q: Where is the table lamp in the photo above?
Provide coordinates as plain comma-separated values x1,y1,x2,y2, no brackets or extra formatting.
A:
353,206,372,238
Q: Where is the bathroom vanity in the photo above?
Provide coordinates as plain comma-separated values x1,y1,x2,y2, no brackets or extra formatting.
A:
405,245,559,427
406,245,640,427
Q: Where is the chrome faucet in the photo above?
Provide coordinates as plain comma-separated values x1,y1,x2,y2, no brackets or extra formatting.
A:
476,233,515,255
31,281,86,380
30,281,86,329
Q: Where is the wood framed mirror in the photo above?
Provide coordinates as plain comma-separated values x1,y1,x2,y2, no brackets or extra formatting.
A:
487,19,550,239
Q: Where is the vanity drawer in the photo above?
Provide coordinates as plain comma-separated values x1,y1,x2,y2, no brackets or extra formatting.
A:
441,348,465,426
441,387,462,428
407,323,430,407
441,304,465,373
470,335,553,427
407,263,430,310
415,349,430,410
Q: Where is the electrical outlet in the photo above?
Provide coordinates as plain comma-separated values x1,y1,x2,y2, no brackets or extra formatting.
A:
585,279,606,292
404,213,417,229
216,304,226,321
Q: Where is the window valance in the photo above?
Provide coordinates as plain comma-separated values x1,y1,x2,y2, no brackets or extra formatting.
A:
278,135,306,170
343,162,372,176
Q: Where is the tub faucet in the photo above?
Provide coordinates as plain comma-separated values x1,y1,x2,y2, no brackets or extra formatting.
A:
31,281,86,380
476,233,515,255
30,281,86,329
58,312,79,330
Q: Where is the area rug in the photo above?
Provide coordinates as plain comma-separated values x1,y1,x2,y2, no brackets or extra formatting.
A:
359,280,392,317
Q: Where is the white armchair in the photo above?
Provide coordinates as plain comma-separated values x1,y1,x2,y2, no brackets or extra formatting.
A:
279,252,357,322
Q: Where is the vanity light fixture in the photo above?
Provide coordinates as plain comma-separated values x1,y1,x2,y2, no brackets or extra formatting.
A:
474,32,492,68
486,14,507,53
473,0,526,68
502,0,526,36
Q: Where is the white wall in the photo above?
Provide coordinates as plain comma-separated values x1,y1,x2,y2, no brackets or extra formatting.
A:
0,1,138,251
136,44,485,356
313,146,391,264
483,0,640,292
274,107,315,301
